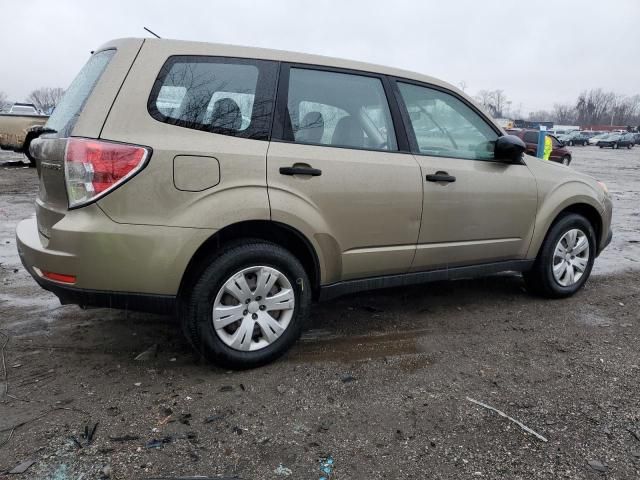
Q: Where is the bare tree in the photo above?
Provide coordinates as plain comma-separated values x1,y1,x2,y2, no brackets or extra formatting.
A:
527,110,553,121
475,89,510,117
26,87,65,114
552,103,577,124
575,89,616,125
0,91,9,112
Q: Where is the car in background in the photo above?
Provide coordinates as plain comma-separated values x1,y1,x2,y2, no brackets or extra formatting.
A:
588,133,610,145
632,132,640,144
597,133,634,149
558,131,590,146
7,103,42,115
0,104,49,166
507,129,572,165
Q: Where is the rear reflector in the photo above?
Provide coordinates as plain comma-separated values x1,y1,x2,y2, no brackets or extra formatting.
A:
64,138,150,208
42,271,77,284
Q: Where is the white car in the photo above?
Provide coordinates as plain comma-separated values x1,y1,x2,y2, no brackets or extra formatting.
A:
588,133,610,146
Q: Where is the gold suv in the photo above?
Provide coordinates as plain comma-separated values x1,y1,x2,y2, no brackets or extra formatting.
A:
17,38,612,368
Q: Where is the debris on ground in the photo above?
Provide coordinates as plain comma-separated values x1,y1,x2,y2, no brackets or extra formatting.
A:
145,436,173,449
319,455,335,479
587,459,608,472
8,458,36,474
100,464,112,478
274,464,293,476
204,414,225,424
466,397,548,442
340,374,356,383
134,344,159,361
109,434,140,442
70,422,98,448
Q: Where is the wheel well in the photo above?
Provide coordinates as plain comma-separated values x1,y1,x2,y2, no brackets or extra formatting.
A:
178,220,321,301
555,203,602,247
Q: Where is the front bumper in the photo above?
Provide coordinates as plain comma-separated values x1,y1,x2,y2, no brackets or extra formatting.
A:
16,209,215,312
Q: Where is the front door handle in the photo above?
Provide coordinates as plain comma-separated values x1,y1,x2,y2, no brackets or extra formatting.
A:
426,171,456,183
279,166,322,177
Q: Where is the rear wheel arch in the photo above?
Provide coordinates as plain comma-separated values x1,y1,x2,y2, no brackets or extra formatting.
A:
178,220,321,301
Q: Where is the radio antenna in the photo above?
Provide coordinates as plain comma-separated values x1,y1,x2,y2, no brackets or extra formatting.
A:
144,27,161,39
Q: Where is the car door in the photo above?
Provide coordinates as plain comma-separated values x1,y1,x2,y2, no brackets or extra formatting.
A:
267,66,423,282
393,80,538,271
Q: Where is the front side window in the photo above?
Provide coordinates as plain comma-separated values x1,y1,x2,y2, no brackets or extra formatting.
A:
285,68,397,151
148,56,278,140
397,82,498,160
523,131,538,143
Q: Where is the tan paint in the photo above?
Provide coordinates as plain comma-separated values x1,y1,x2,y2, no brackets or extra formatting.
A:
173,155,220,192
267,141,422,281
412,155,538,269
17,38,613,298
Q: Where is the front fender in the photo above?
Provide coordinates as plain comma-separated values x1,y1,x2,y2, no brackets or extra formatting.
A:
527,179,604,258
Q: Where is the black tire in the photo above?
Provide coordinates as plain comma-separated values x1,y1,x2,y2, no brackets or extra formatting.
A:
613,143,619,149
599,145,603,148
524,213,596,298
562,155,571,166
627,143,632,149
583,141,588,146
23,137,36,168
568,140,574,146
181,241,311,369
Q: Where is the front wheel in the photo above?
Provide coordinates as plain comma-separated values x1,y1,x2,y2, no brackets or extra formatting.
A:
181,241,311,369
562,155,571,166
524,213,596,298
568,140,574,146
613,143,619,149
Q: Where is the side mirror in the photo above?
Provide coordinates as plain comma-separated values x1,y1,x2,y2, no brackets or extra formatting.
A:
495,135,526,163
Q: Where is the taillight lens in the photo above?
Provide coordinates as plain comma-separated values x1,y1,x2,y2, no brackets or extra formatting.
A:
64,137,150,208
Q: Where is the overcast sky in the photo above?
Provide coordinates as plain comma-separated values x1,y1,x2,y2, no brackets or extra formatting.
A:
2,0,639,115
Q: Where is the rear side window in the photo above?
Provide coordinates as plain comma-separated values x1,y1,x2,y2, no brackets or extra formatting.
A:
47,49,115,136
284,68,398,151
148,56,278,140
523,131,539,143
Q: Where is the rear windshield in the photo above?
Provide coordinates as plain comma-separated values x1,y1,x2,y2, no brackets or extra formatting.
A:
46,49,115,136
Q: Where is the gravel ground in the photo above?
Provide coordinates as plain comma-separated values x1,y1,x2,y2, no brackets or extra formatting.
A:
0,147,639,479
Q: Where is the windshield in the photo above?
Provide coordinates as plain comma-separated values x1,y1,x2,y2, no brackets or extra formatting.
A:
46,49,115,136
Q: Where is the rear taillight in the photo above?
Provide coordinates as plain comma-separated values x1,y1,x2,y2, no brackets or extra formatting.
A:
64,137,150,208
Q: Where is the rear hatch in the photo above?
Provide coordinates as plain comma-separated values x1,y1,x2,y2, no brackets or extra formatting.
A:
30,39,144,238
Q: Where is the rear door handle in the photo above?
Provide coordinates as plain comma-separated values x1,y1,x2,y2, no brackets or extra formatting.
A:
426,171,456,183
279,166,322,176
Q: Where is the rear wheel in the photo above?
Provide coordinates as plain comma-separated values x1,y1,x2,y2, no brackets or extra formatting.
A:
524,213,596,298
613,143,619,149
568,140,574,146
181,241,311,369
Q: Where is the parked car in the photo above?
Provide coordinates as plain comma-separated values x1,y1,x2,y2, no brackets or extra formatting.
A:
558,131,590,146
597,133,634,149
588,133,610,146
0,104,49,166
508,129,572,165
18,38,613,368
632,132,640,144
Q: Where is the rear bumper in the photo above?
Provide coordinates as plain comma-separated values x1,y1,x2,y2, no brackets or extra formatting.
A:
16,210,215,311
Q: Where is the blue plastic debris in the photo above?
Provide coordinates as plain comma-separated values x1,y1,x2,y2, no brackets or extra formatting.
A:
319,456,334,479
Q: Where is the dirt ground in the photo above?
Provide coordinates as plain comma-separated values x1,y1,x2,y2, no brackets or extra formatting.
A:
0,147,639,480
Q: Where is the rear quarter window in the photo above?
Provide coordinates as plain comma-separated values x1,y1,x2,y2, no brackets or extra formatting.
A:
148,56,278,140
46,49,115,136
